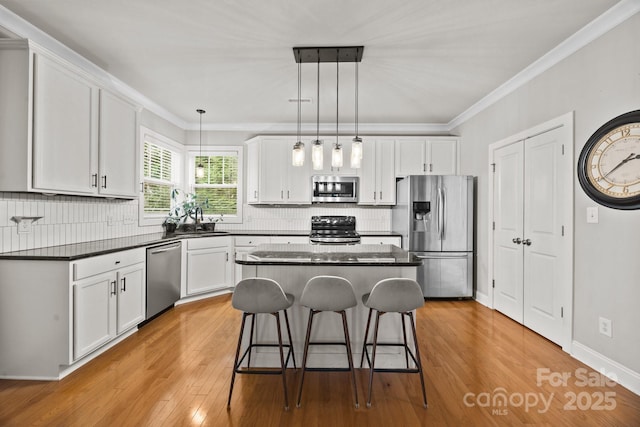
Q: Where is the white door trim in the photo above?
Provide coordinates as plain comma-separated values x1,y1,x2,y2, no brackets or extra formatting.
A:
487,111,574,352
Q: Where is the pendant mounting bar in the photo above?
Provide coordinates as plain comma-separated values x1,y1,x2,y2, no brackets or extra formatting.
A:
293,46,364,63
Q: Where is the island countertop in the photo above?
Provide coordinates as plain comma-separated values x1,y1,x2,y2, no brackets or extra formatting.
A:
235,243,422,266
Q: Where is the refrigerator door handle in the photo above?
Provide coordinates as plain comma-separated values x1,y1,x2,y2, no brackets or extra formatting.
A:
437,187,445,240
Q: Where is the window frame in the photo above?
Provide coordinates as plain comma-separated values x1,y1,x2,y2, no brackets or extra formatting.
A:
186,145,244,224
138,126,184,226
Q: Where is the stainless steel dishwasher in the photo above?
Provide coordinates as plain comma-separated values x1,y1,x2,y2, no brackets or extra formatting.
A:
146,241,182,320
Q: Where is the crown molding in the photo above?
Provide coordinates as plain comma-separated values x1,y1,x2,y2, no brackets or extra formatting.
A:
447,0,640,131
188,122,450,134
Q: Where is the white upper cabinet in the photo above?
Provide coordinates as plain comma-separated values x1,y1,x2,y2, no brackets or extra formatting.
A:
98,90,138,198
0,39,139,198
246,136,312,204
246,141,260,203
32,53,98,194
358,138,396,205
395,137,458,176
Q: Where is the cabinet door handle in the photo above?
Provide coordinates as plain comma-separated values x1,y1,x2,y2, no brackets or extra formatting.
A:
111,280,117,296
254,190,257,198
373,191,376,200
523,238,532,246
226,253,229,262
92,174,98,188
121,277,126,292
429,164,433,172
287,190,290,199
423,163,426,172
379,191,382,200
140,182,144,193
512,237,522,244
102,176,107,189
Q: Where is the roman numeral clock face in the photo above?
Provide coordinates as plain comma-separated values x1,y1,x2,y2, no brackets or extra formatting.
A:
578,110,640,210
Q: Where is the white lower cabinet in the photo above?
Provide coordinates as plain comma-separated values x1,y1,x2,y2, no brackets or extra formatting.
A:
186,237,233,295
72,249,145,360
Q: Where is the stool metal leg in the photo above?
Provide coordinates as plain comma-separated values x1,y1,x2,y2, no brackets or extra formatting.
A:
401,313,409,369
274,312,290,411
283,308,297,369
408,311,428,408
247,313,256,368
360,307,373,368
340,310,359,408
228,312,248,409
296,309,315,408
366,310,383,408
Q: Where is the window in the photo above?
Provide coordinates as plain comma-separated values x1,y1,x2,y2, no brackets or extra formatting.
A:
188,147,243,223
139,127,183,225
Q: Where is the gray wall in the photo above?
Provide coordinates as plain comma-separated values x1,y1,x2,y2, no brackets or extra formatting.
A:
453,14,640,372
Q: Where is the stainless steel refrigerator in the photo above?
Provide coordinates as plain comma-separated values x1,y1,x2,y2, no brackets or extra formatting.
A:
392,175,475,298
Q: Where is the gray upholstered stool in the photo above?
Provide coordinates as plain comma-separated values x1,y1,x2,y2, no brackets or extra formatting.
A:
228,278,297,410
360,278,427,408
296,275,359,408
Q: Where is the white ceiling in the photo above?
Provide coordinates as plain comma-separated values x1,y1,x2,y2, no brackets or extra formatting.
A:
0,0,622,130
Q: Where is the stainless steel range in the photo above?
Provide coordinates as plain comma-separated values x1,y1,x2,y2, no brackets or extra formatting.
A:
310,215,361,244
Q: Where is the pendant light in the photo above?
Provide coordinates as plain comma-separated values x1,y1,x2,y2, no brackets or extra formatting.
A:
312,51,323,170
195,109,206,179
332,49,343,169
351,48,362,169
292,57,305,166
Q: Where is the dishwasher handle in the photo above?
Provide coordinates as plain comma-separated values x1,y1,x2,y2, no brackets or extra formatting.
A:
149,243,182,254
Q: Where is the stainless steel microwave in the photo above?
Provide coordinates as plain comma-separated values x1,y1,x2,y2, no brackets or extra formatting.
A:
312,176,358,203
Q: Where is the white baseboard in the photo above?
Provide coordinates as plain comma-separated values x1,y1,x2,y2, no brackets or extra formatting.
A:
175,288,233,305
474,290,491,308
572,340,640,396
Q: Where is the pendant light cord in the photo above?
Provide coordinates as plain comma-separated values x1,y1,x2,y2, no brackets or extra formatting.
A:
316,50,320,141
355,48,359,138
336,48,339,147
297,57,301,142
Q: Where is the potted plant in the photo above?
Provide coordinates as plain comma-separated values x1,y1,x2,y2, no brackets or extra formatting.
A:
201,215,224,232
162,214,180,234
164,189,218,232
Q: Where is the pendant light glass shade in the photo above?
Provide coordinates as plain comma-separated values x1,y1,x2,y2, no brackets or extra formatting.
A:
332,143,343,168
292,141,305,166
350,137,362,169
312,140,323,170
196,109,206,179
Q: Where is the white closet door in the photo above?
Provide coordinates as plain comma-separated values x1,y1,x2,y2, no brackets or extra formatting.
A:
493,141,524,323
522,128,565,345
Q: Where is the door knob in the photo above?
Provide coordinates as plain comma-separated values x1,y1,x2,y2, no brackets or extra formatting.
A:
512,237,522,244
523,239,532,246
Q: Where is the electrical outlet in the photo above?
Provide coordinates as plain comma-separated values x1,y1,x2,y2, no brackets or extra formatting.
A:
599,317,612,337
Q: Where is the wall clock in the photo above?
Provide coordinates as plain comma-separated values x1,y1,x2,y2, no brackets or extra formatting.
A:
577,110,640,210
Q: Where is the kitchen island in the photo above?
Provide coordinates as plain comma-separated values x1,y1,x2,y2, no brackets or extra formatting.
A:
235,244,422,368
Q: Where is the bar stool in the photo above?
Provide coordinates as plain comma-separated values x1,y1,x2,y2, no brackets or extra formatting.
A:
360,278,427,408
296,275,359,408
228,278,297,410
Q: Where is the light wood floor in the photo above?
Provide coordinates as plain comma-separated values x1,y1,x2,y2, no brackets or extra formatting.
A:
1,295,638,426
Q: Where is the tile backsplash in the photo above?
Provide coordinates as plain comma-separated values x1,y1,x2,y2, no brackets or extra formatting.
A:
0,193,391,253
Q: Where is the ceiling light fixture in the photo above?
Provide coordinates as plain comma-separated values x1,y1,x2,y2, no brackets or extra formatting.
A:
332,51,343,168
351,47,362,169
292,46,364,170
292,55,305,167
312,50,323,170
196,109,206,179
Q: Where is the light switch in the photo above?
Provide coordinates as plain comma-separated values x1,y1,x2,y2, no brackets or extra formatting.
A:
586,206,598,224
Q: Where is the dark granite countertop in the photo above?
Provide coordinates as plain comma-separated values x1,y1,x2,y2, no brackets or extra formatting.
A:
0,230,402,261
236,243,421,266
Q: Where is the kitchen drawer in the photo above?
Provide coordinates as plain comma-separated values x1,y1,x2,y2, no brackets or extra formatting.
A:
73,248,145,281
187,236,232,251
270,236,309,244
234,236,271,247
